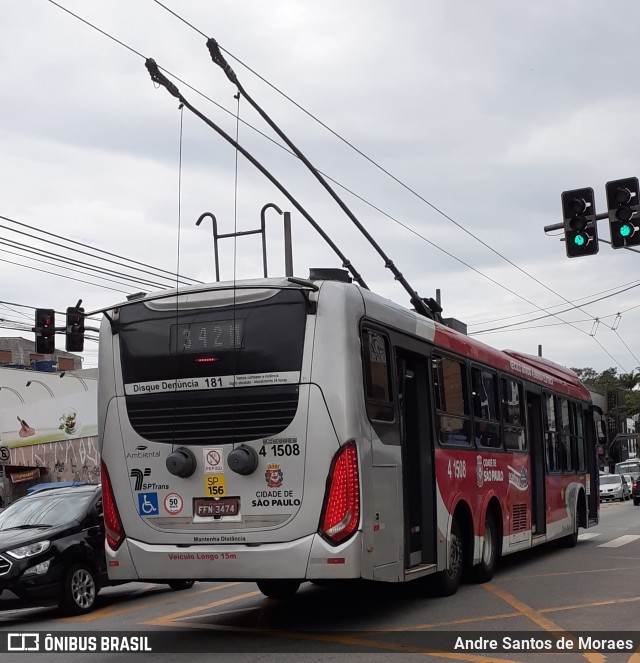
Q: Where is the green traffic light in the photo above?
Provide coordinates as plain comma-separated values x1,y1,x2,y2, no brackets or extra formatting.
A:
573,233,586,247
620,223,632,238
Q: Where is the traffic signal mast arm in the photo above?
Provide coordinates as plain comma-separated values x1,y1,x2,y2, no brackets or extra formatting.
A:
544,212,608,234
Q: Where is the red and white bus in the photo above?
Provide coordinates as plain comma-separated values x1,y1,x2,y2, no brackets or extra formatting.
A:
98,269,599,598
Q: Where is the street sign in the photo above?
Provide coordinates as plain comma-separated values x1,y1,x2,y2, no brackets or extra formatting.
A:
0,446,10,464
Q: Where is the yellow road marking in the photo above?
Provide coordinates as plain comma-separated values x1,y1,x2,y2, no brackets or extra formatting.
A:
484,583,606,663
141,617,524,662
501,566,640,581
61,582,243,622
540,595,640,613
141,590,261,625
389,611,521,630
627,643,640,663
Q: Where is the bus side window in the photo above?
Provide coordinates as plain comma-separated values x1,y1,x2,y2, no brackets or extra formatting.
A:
573,403,586,473
432,355,471,447
502,378,526,451
471,367,501,449
559,397,574,473
362,329,394,422
544,393,560,472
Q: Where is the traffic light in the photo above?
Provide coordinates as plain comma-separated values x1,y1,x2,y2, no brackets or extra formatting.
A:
561,187,599,258
35,308,56,354
65,306,85,352
605,177,640,249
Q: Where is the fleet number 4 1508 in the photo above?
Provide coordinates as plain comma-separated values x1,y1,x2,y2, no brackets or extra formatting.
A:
448,459,466,479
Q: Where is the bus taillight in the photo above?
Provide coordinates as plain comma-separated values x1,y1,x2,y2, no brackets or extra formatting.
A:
101,461,125,550
319,441,360,545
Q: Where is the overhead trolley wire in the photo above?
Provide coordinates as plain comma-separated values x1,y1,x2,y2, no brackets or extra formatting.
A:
147,1,613,327
469,279,640,327
47,2,601,326
45,0,636,367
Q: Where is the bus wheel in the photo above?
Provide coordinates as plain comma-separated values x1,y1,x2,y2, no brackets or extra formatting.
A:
470,512,498,583
168,580,195,591
257,580,300,599
435,518,464,596
559,510,579,548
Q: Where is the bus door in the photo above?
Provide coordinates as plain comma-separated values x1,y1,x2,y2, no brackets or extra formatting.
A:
584,407,599,525
396,350,436,568
526,390,546,536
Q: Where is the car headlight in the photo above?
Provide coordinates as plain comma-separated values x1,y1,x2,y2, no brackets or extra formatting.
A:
6,540,51,559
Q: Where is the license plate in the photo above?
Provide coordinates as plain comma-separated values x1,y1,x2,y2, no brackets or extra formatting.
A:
194,498,239,517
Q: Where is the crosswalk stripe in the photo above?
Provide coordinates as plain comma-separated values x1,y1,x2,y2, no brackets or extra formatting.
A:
598,535,640,548
577,532,601,541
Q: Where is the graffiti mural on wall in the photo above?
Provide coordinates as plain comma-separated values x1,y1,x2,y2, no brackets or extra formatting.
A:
5,436,101,483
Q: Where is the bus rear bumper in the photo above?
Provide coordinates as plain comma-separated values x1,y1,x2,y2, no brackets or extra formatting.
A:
106,532,362,582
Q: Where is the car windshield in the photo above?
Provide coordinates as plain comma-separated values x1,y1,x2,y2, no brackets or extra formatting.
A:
0,490,94,530
600,475,622,485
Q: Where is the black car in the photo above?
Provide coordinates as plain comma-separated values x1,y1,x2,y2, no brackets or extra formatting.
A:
0,484,106,614
0,484,195,615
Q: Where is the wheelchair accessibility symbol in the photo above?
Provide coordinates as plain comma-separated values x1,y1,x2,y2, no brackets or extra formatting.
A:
137,492,159,516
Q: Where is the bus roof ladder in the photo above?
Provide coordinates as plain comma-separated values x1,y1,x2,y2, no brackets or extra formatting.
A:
196,203,293,281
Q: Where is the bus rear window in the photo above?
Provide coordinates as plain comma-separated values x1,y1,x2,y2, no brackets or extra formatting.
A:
118,288,307,386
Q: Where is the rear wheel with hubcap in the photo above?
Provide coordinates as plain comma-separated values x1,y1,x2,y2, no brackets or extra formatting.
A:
470,511,498,583
434,518,464,596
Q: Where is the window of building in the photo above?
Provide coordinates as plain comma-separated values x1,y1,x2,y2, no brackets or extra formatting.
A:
0,350,12,365
432,355,471,446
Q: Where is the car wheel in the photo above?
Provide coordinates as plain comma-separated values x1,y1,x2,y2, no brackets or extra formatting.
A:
256,580,300,599
434,518,464,596
470,511,499,583
168,580,195,591
60,562,99,615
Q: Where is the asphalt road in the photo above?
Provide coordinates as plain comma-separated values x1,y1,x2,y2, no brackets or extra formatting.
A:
1,499,639,662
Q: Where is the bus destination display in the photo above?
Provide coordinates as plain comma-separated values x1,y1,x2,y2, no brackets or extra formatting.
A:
170,319,244,354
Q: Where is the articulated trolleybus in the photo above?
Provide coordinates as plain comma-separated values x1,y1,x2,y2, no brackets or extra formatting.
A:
99,268,599,598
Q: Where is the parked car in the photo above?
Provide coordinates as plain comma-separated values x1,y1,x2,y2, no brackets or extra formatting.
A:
0,484,194,614
599,474,631,502
632,475,640,506
621,474,639,498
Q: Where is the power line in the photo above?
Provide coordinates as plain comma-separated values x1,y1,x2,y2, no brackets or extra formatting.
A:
45,0,636,367
0,214,201,286
145,1,634,353
468,279,640,327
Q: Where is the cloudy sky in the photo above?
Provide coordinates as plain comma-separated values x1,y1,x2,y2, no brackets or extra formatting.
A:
2,1,640,373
